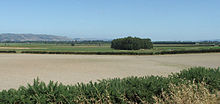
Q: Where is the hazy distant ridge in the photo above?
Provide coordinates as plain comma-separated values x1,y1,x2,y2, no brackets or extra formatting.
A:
0,33,73,41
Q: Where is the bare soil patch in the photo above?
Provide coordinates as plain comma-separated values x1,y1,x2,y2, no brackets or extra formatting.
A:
0,53,219,90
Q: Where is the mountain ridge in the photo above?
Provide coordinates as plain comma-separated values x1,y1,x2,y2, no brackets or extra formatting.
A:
0,33,73,41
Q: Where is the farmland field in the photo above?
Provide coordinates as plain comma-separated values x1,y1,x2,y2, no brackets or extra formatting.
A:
0,53,219,90
0,43,220,55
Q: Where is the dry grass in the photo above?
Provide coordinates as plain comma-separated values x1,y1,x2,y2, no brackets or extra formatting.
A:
154,81,218,104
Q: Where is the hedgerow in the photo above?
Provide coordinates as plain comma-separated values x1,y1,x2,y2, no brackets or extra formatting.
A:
0,67,219,103
21,51,154,55
0,51,16,53
20,48,220,55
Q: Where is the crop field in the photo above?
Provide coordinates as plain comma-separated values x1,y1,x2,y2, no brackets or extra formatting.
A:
0,43,219,55
0,53,220,91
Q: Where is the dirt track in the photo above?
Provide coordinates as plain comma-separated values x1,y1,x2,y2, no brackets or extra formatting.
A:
0,53,220,90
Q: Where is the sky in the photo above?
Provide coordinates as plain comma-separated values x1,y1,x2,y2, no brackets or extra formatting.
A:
0,0,219,41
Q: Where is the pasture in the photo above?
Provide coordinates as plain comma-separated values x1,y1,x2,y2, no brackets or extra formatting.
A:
0,43,219,54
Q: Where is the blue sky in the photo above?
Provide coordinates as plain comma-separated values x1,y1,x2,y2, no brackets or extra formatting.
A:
0,0,219,41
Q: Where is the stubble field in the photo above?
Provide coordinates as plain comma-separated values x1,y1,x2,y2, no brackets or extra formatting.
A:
0,53,219,90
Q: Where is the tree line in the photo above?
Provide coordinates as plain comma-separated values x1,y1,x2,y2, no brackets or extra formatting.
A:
153,41,196,44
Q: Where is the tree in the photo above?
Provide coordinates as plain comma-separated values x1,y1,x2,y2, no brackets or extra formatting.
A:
71,41,75,46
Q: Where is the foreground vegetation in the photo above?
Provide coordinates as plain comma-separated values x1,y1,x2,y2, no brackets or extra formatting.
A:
0,67,219,103
154,82,218,104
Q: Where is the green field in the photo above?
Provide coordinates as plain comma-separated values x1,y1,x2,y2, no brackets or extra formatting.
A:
0,43,219,55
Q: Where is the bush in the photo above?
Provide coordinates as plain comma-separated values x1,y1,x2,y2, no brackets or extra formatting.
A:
0,67,219,103
170,67,220,92
111,36,153,50
154,81,218,104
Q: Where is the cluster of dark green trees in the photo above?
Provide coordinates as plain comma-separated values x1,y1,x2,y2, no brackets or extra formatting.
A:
111,36,153,50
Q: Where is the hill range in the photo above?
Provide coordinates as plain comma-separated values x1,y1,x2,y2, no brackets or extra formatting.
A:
0,33,73,42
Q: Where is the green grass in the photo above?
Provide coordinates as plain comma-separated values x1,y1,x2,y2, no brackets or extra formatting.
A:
0,43,219,54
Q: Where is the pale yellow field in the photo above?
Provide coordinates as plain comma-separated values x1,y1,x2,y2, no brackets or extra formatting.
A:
0,53,220,90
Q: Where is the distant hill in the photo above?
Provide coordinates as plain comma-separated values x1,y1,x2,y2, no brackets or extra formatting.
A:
73,38,112,41
213,39,220,42
198,39,220,42
0,33,73,42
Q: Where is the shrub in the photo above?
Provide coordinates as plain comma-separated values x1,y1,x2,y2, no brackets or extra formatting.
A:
170,67,220,92
154,81,218,104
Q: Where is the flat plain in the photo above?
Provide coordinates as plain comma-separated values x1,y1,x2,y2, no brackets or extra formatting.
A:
0,53,219,90
0,43,220,53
